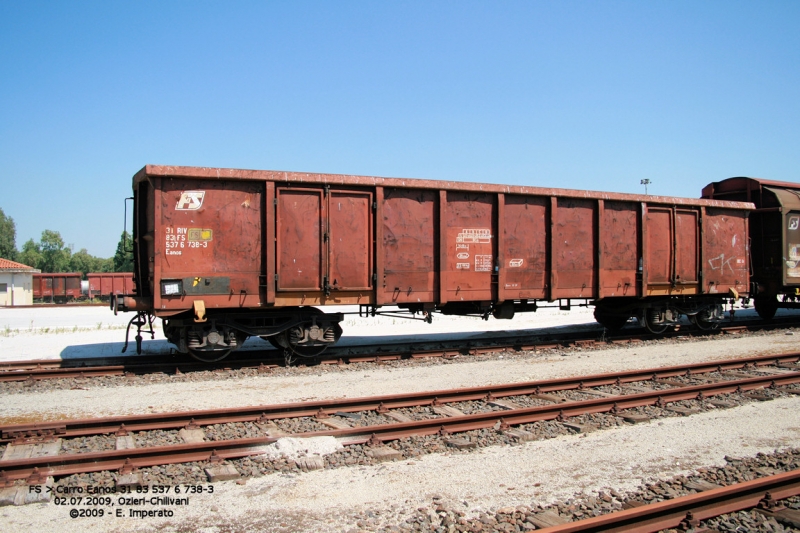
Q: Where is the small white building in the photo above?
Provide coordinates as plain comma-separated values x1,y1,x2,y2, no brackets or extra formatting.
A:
0,259,39,306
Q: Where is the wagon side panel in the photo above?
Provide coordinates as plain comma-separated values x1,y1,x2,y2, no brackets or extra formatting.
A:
675,210,699,293
32,275,42,299
552,198,596,298
87,273,99,298
123,272,136,295
644,207,673,293
65,274,81,299
600,201,639,297
108,273,133,296
52,276,65,299
443,192,495,302
501,194,548,300
42,276,53,298
154,177,264,311
276,188,323,292
702,208,749,295
381,188,437,304
328,190,373,291
101,275,113,296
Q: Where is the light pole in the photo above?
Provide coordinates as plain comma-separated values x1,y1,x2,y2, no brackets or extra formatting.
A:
640,179,651,195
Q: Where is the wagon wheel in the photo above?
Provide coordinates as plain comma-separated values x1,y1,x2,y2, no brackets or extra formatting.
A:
689,314,720,331
754,295,778,320
267,331,329,359
265,335,285,351
187,347,233,363
641,311,669,335
592,307,629,332
186,328,248,363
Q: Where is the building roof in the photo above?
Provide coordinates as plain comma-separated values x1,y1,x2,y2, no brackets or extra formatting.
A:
0,258,39,272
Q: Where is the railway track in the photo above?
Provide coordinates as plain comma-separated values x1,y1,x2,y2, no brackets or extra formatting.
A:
1,315,797,383
537,469,800,532
2,353,798,483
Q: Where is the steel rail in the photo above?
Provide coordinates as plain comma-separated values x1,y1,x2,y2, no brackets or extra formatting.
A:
0,439,276,483
0,360,278,381
2,353,798,441
1,372,798,481
536,469,800,532
286,371,800,443
0,361,64,371
0,366,128,381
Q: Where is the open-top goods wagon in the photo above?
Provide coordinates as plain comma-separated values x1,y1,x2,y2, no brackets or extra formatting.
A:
703,177,800,319
32,273,82,303
87,272,136,300
115,165,753,361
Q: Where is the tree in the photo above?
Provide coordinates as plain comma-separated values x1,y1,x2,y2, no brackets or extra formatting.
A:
113,231,134,272
18,231,113,275
68,249,94,277
18,239,42,270
69,248,112,277
97,256,114,273
0,208,17,261
39,230,71,273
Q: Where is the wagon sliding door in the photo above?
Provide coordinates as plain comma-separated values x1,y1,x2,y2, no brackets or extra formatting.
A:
675,210,699,289
381,189,437,304
276,189,324,292
276,187,373,297
644,207,699,295
328,191,373,291
501,195,548,300
443,192,496,302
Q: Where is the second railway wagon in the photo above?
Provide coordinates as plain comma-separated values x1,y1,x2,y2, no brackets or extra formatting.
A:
87,272,136,300
116,165,753,361
32,272,82,303
703,177,800,319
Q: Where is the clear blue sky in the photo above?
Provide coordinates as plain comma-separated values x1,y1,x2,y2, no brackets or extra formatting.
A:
1,1,798,258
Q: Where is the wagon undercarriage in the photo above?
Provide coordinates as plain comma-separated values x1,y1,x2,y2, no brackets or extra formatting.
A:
594,296,730,334
160,307,344,362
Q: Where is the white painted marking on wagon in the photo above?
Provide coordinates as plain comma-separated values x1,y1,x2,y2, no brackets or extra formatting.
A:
475,255,492,272
176,191,205,210
456,228,492,244
708,253,735,274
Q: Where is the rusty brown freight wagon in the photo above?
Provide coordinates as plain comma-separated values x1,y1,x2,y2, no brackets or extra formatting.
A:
32,273,82,303
116,165,753,361
87,272,136,300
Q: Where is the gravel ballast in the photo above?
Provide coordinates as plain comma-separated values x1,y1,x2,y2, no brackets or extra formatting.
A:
1,398,798,532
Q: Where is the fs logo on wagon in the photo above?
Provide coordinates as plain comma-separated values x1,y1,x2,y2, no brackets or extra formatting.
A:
176,191,206,210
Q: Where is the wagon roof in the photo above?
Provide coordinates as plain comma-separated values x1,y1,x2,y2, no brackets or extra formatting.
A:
703,176,800,194
136,165,755,210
